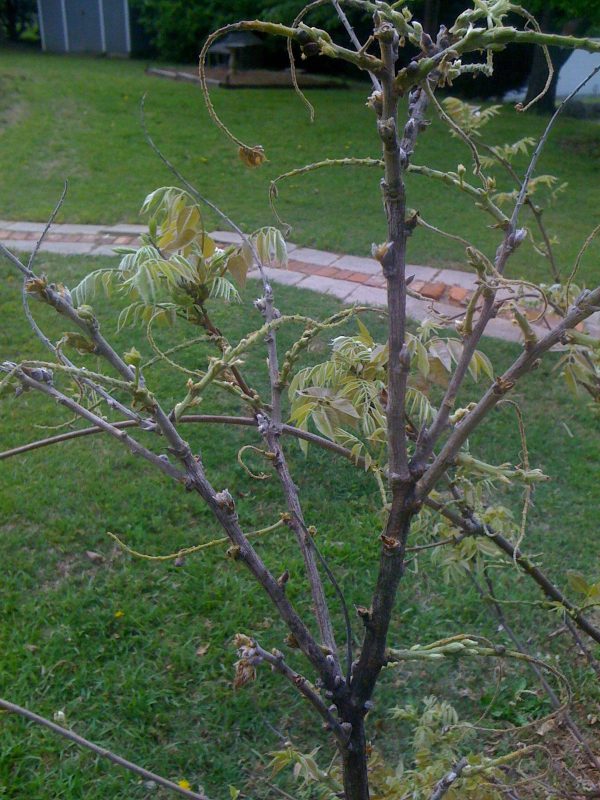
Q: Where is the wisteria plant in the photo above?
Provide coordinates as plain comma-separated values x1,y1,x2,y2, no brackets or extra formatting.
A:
2,2,600,799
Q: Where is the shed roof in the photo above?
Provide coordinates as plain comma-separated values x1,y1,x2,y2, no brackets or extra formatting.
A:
208,31,262,52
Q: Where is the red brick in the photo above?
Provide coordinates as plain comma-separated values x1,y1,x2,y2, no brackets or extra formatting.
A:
0,230,12,240
420,282,446,301
288,260,318,275
115,235,135,244
332,268,357,280
314,265,340,277
46,233,68,242
288,259,317,274
448,285,469,304
410,279,425,294
347,272,371,284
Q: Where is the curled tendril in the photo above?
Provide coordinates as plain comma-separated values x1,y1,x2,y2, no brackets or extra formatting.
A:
145,313,207,377
386,632,572,735
269,157,383,232
199,23,267,157
287,0,332,122
510,4,554,113
424,84,486,184
237,444,273,480
106,518,286,562
500,399,532,561
566,221,600,301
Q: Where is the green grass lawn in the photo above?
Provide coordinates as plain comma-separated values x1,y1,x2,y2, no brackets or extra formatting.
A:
1,252,599,798
1,49,600,286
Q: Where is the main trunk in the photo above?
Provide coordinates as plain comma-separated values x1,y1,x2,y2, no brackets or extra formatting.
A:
341,716,370,800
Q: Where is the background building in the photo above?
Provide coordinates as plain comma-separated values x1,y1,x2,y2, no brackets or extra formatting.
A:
37,0,131,55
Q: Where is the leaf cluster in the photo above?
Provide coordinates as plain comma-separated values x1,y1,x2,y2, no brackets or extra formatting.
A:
70,189,287,334
288,318,492,471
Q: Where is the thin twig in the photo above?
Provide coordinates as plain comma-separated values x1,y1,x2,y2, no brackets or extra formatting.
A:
253,641,346,747
331,0,381,91
424,495,600,648
509,62,600,236
563,616,600,677
27,180,68,271
474,572,600,771
416,283,600,499
310,535,354,681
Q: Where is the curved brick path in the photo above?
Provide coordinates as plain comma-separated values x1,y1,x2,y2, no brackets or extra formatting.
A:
1,220,597,342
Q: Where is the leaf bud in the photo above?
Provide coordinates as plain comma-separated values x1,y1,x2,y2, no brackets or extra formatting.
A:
366,90,383,115
123,347,142,367
215,489,235,512
340,722,353,739
277,569,290,588
443,641,466,653
76,304,96,322
371,241,391,263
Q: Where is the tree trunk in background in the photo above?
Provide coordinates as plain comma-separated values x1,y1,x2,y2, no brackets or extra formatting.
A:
2,0,19,41
524,9,583,113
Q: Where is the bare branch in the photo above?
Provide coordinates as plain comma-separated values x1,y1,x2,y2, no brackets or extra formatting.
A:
349,19,436,714
426,495,600,648
417,284,600,499
27,180,68,271
0,697,211,800
0,415,370,465
330,0,381,91
252,640,347,747
7,367,186,482
429,758,468,800
508,63,600,235
414,68,600,463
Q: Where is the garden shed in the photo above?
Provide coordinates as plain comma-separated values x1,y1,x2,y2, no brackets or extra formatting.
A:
206,31,263,76
37,0,131,55
556,45,600,97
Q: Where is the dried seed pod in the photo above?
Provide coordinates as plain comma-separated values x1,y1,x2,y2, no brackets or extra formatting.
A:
239,145,266,168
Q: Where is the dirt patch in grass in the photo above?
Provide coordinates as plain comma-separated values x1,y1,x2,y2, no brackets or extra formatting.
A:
559,133,600,161
0,76,28,133
149,65,349,89
40,553,81,592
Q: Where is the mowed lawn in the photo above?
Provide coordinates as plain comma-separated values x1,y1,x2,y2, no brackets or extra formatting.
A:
1,48,600,285
1,248,599,798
